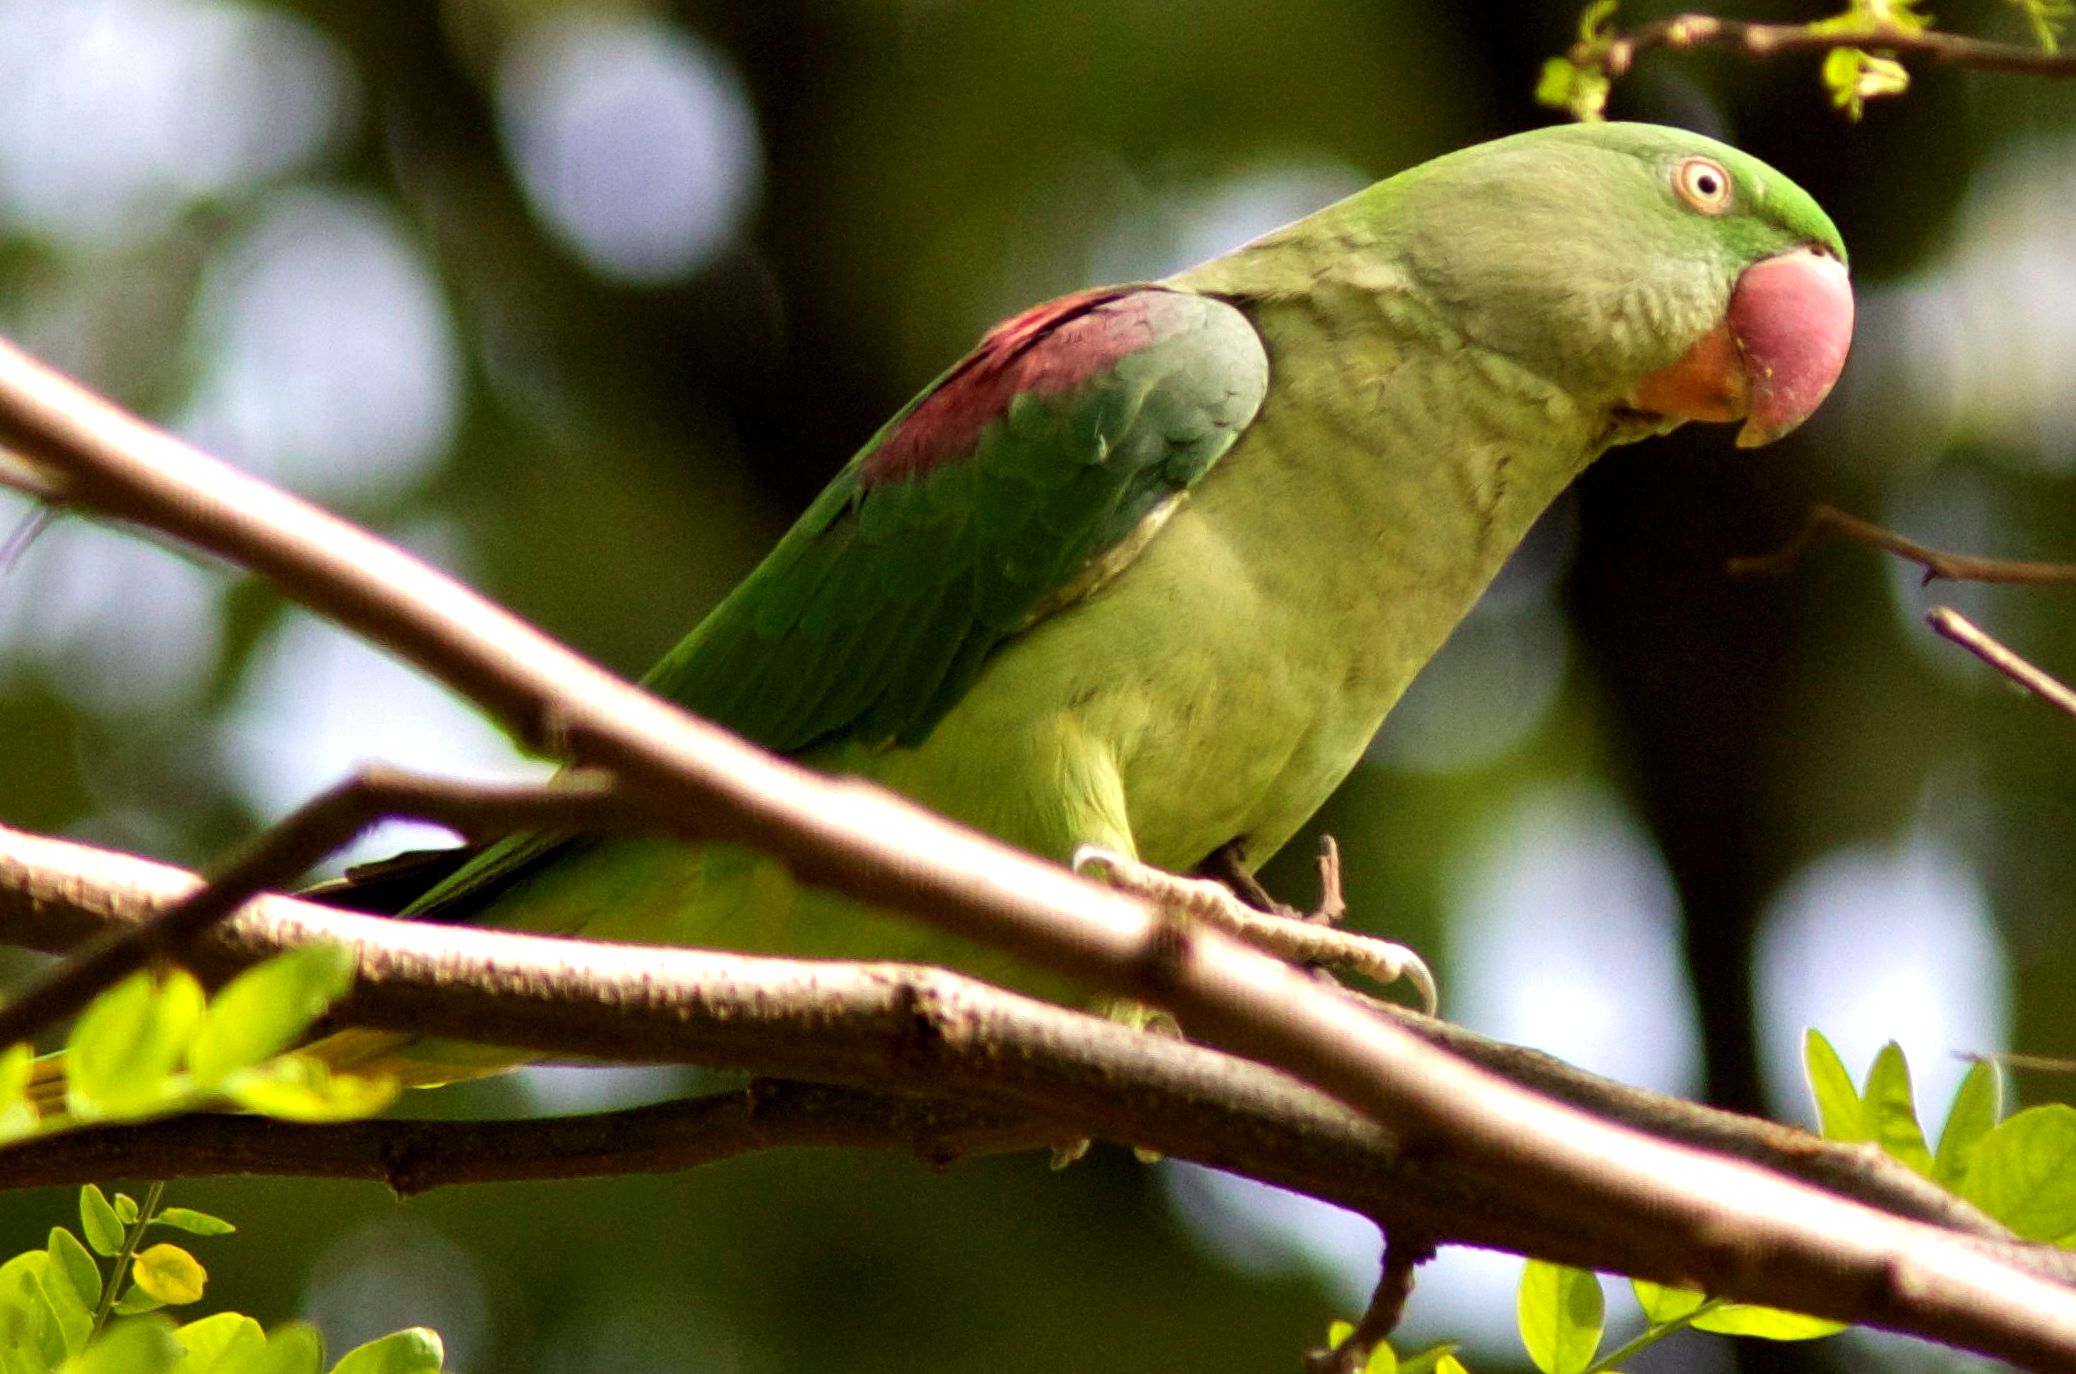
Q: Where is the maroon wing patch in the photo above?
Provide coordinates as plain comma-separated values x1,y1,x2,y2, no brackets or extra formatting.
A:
862,287,1179,486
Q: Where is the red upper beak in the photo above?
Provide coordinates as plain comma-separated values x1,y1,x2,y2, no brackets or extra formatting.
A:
1624,246,1855,447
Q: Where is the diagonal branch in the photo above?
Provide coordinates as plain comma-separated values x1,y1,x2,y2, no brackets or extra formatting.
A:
0,767,636,1048
1929,607,2076,722
9,344,2076,1365
0,825,2058,1281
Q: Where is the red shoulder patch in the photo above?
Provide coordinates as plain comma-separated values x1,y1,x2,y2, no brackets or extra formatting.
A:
862,287,1176,486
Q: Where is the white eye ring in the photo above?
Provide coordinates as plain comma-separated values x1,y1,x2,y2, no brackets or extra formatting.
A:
1673,156,1733,214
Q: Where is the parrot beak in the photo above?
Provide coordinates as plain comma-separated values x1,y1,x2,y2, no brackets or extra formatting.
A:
1623,245,1854,448
1725,246,1854,447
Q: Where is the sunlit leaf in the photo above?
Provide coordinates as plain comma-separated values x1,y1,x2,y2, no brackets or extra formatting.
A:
75,1190,122,1261
251,1321,325,1374
65,971,204,1121
111,1288,164,1317
1629,1278,1706,1325
1517,1261,1602,1374
42,1232,96,1313
326,1327,443,1374
1396,1346,1462,1374
151,1210,234,1239
0,1045,37,1144
1802,1029,1864,1142
129,1246,204,1307
1533,58,1611,122
174,1311,265,1373
32,1266,89,1359
1934,1059,2001,1189
60,1318,179,1374
1632,1279,1841,1341
1958,1104,2076,1243
187,946,355,1089
222,1059,396,1123
1861,1042,1934,1177
1689,1304,1845,1340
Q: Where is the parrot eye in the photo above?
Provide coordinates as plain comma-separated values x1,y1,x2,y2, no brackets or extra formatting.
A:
1673,156,1734,214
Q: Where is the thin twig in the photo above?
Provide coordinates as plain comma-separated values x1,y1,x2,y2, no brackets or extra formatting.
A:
1731,505,2076,586
0,767,634,1047
1928,607,2076,722
1590,14,2076,83
1310,1233,1435,1374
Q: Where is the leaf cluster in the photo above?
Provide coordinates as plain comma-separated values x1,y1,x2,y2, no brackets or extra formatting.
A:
0,946,392,1141
0,1186,440,1374
1539,0,2072,121
1330,1029,2076,1371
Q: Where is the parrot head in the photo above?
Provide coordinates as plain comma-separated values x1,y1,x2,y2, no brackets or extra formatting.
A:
1344,121,1853,449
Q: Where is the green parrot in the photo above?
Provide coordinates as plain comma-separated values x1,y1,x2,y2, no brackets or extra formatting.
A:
317,121,1852,1082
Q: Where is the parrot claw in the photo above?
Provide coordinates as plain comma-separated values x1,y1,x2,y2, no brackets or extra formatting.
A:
1073,846,1439,1015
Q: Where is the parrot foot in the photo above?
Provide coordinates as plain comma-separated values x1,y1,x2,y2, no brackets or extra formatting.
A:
1197,836,1348,926
1072,846,1438,1015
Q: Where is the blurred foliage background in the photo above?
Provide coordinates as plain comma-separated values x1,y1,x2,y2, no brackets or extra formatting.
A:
0,0,2070,1370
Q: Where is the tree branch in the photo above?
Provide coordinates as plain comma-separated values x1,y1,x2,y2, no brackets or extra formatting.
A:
3,828,2072,1307
0,767,636,1049
0,1080,1053,1197
8,342,2076,1365
1590,13,2076,83
1929,607,2076,722
1730,504,2076,586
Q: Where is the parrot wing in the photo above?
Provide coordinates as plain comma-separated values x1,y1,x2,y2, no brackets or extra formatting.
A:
388,285,1268,924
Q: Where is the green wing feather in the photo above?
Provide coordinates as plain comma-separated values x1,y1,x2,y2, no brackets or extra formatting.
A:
398,285,1267,923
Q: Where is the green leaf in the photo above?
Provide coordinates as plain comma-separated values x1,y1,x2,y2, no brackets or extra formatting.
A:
1689,1304,1846,1340
249,1323,324,1374
1802,1029,1865,1141
1934,1059,2001,1189
75,1191,122,1261
1532,58,1610,122
1861,1042,1934,1177
1958,1103,2076,1242
60,1318,180,1374
64,971,205,1121
222,1059,396,1124
1516,1261,1602,1374
41,1233,96,1314
128,1247,204,1307
0,1045,37,1145
110,1290,163,1317
1396,1347,1462,1374
186,946,356,1089
150,1211,233,1240
32,1269,89,1360
1633,1277,1843,1341
109,1197,138,1228
173,1313,265,1374
326,1329,443,1374
1629,1278,1707,1324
